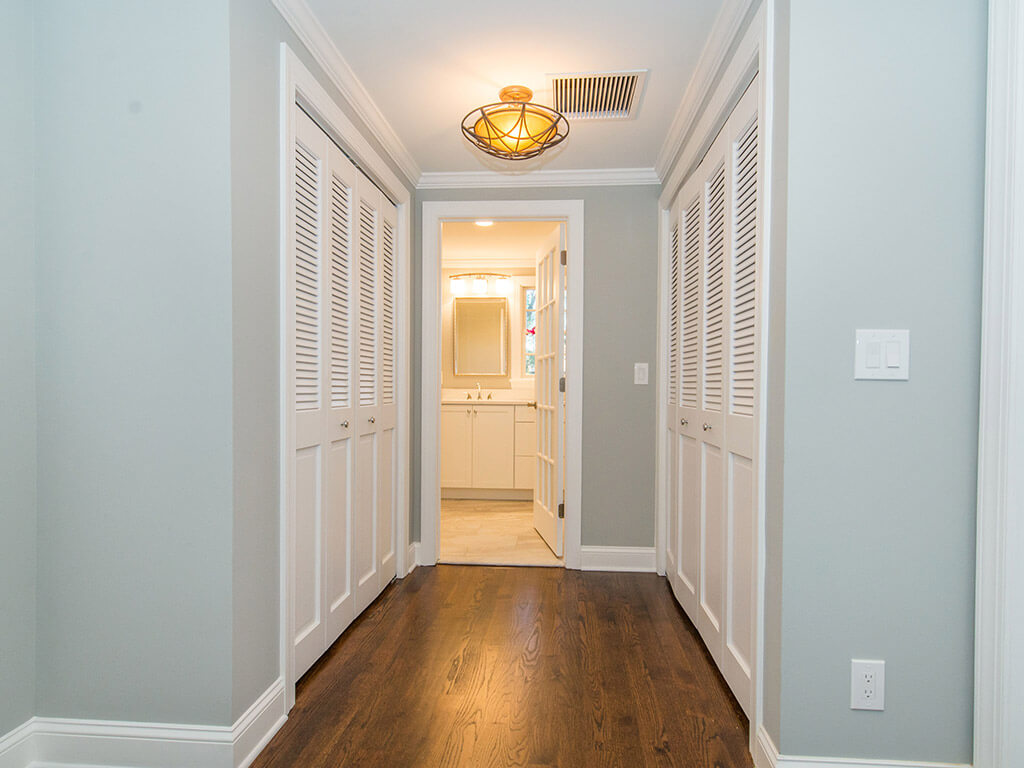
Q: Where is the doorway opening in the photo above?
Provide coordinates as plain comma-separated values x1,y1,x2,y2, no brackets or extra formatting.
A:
438,220,565,566
420,200,585,570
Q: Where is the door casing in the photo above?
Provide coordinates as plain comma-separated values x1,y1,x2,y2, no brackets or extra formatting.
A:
420,200,585,570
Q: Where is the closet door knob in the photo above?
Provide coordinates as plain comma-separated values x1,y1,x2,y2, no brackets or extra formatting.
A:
702,423,711,431
340,420,349,428
368,416,375,424
680,418,688,427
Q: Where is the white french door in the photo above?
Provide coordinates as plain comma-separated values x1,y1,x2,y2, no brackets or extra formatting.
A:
533,224,565,556
289,106,397,680
666,79,761,716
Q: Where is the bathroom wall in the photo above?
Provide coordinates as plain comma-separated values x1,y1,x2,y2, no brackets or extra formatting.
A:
442,268,535,394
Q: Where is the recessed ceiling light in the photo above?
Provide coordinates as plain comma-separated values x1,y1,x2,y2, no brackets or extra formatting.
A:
475,220,494,227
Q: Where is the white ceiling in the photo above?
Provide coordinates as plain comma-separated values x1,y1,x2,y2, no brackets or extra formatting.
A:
442,221,560,268
302,0,725,175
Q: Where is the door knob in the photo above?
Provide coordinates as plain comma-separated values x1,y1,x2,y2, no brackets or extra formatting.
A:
702,423,711,431
340,420,349,428
368,416,375,424
680,418,688,427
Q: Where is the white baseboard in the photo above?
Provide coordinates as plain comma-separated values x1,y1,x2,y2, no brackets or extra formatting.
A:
0,720,35,768
579,545,657,572
405,542,419,576
0,679,286,768
754,725,971,768
232,678,286,768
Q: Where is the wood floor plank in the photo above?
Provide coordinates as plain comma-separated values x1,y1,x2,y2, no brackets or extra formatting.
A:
251,566,753,768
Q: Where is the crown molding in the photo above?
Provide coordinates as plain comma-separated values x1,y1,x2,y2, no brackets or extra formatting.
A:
655,0,761,179
417,167,660,190
270,0,421,187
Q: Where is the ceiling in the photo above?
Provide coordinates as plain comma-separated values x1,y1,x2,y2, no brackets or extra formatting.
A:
442,221,560,267
302,0,725,176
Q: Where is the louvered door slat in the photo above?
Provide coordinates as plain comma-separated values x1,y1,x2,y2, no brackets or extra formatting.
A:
329,172,352,409
294,142,321,412
381,219,396,405
358,199,378,407
730,118,758,417
681,197,701,408
702,164,726,412
668,223,681,405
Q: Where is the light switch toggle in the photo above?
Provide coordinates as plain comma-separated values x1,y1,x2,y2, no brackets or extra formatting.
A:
855,330,910,380
885,341,900,368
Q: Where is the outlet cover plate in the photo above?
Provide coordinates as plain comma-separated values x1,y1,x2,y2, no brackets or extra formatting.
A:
851,659,885,711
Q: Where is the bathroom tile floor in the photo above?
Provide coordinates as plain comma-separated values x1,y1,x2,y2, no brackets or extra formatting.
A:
440,499,563,566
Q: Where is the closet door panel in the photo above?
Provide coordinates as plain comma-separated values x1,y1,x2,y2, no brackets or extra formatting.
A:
354,186,382,614
377,206,398,585
324,142,357,645
293,445,324,677
291,110,328,678
665,214,681,586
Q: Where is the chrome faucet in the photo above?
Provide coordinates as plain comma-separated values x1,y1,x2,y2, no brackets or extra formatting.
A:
476,383,482,400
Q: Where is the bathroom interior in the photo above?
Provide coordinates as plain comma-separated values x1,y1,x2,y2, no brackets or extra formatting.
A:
439,219,565,567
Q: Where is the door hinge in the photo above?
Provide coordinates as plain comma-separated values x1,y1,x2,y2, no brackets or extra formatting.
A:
560,249,567,266
558,502,565,519
558,376,566,393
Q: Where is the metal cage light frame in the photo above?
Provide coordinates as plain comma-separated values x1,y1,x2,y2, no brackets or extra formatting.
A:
461,85,570,161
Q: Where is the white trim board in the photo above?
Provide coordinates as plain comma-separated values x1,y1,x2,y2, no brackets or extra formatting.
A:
278,44,413,713
579,546,657,573
270,0,420,186
0,679,285,768
753,726,971,768
419,199,585,571
417,168,660,190
974,1,1024,767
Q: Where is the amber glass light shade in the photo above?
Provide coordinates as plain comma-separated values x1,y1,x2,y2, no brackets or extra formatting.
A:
462,86,569,160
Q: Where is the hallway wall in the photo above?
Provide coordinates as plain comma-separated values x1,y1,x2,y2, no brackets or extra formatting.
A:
0,0,38,736
414,185,661,548
32,0,236,725
762,0,986,762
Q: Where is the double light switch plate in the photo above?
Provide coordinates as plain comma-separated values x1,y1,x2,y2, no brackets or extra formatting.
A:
855,330,910,380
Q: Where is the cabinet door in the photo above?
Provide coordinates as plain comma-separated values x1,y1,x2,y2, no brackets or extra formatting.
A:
471,405,515,488
440,405,473,487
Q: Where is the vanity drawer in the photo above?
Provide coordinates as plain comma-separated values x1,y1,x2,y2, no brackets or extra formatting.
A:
515,404,536,423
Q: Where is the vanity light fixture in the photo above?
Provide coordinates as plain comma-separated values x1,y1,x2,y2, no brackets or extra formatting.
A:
461,85,570,160
475,220,494,227
449,272,515,297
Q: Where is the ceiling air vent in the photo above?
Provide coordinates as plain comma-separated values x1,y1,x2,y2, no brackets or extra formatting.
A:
549,70,648,120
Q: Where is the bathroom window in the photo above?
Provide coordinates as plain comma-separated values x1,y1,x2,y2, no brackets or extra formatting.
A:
523,286,536,376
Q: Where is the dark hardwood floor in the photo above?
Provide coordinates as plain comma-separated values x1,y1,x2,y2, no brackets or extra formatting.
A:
252,566,753,768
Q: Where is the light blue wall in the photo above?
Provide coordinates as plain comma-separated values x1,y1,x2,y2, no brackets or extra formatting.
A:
226,0,413,719
0,0,38,735
414,185,661,547
33,0,236,724
767,0,986,760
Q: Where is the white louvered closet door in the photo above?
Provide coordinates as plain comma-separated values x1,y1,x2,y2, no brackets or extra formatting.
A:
291,109,333,678
666,77,760,718
289,107,399,679
353,181,398,615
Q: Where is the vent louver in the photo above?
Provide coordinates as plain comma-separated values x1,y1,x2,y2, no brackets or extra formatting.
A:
549,70,647,120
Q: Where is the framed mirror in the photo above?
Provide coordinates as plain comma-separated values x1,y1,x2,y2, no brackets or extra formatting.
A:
454,297,509,376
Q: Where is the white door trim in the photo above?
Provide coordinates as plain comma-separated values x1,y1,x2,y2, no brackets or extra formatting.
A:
974,1,1024,766
279,44,412,711
420,199,584,570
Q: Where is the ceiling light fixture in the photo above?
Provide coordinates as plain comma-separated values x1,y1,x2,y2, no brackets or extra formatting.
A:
461,85,569,161
475,220,495,227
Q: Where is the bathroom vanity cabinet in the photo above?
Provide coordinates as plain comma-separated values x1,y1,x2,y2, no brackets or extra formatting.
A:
441,402,535,491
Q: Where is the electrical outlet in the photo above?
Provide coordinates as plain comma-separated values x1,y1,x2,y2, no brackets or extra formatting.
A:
850,659,885,711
